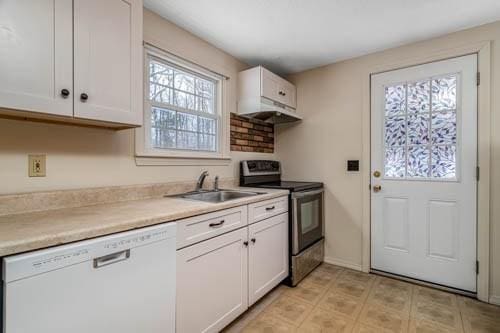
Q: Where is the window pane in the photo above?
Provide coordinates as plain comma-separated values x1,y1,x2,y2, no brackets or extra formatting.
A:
177,112,198,132
151,107,176,129
196,97,214,114
199,117,216,134
431,111,456,144
174,72,195,93
151,128,176,149
432,145,456,178
385,115,406,146
195,78,214,98
432,75,457,111
408,80,430,113
150,85,172,104
173,91,195,110
177,131,198,150
199,134,216,151
385,84,406,116
407,114,429,145
407,146,430,177
385,147,406,178
150,61,174,87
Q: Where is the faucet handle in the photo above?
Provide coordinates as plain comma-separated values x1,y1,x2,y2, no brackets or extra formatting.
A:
214,175,219,191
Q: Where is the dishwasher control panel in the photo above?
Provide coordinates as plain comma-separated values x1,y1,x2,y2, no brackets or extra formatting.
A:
2,223,176,283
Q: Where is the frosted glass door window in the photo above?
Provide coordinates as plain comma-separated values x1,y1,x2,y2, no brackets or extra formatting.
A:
383,74,458,180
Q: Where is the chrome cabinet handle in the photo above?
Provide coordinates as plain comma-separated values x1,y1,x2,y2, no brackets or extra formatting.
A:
93,249,130,269
265,206,275,211
209,220,225,228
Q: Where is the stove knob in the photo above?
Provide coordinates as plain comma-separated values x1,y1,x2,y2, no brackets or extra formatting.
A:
271,162,280,170
247,162,257,170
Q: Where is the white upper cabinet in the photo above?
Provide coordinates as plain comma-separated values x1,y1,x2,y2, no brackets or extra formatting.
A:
239,66,297,109
0,0,143,128
0,0,73,117
74,0,142,125
261,67,296,108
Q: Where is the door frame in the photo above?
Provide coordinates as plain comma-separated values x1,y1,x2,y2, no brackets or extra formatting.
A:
361,41,491,302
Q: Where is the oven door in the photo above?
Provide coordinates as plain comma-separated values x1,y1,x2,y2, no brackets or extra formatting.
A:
291,188,324,255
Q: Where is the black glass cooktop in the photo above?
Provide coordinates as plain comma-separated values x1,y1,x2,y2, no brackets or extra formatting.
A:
248,181,323,192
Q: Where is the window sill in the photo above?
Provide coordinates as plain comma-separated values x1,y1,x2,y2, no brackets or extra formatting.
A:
135,155,232,166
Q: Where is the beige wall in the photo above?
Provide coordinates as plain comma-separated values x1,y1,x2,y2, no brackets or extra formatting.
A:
277,21,500,299
0,9,273,195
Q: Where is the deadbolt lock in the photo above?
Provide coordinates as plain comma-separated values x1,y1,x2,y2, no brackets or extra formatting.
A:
373,170,381,178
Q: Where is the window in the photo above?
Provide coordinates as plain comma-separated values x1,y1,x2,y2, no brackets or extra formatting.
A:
140,48,226,159
384,74,458,180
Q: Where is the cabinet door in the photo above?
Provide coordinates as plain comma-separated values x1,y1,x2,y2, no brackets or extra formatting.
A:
0,0,73,116
280,81,297,109
177,228,248,333
73,0,143,125
261,67,282,103
248,213,289,305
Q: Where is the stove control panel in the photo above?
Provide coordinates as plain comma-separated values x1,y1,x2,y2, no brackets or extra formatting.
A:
241,160,281,176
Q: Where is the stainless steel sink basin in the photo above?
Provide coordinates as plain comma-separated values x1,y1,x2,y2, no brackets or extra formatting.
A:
173,190,264,203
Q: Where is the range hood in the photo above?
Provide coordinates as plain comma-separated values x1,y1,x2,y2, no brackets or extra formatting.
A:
237,97,302,124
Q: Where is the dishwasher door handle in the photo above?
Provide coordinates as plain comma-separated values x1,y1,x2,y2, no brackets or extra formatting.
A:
93,249,130,269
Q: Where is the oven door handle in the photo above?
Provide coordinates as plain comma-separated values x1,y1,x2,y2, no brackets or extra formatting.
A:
291,188,324,199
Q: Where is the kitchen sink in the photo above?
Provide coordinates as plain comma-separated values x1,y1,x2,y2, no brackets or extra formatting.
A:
172,190,264,203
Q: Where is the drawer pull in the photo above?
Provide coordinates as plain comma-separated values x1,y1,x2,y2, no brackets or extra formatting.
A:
265,206,276,211
251,238,256,244
209,220,225,228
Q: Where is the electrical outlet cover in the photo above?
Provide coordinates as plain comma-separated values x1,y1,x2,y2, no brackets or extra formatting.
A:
29,155,46,177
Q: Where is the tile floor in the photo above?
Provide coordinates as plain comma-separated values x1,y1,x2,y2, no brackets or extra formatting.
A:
224,264,500,333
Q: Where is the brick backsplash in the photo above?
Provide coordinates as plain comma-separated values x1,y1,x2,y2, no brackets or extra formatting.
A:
230,113,274,153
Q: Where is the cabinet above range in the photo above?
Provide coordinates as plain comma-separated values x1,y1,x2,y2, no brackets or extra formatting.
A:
0,0,143,129
237,66,302,124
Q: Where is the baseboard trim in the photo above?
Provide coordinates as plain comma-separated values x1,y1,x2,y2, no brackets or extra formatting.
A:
489,295,500,305
324,257,362,271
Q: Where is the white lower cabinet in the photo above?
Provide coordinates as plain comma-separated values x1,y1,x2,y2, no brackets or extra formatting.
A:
176,197,289,333
248,213,289,305
176,227,248,333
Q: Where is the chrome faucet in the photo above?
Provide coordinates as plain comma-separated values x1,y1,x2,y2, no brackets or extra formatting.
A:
195,171,209,191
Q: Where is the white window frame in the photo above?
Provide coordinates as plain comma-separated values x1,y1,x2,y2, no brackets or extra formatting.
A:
135,45,230,163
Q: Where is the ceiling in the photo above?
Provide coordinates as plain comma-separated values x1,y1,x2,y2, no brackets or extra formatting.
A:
144,0,500,74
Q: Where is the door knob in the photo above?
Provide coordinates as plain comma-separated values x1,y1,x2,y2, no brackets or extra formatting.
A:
373,185,382,192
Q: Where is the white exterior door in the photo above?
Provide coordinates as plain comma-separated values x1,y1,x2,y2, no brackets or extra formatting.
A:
0,0,73,116
370,55,478,292
73,0,143,125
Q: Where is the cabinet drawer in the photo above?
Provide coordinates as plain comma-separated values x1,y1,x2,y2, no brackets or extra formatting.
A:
248,196,288,224
176,206,248,249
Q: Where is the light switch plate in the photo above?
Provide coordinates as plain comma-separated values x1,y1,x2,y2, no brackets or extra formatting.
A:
29,155,46,177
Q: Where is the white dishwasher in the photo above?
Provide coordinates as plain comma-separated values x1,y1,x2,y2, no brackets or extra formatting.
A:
2,222,176,333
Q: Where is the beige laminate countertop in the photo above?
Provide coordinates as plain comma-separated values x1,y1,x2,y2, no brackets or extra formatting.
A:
0,188,289,257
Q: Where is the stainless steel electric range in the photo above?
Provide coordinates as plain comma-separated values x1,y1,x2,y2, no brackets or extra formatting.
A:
240,160,324,286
